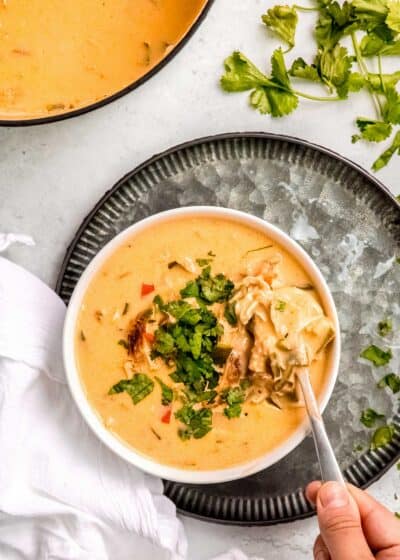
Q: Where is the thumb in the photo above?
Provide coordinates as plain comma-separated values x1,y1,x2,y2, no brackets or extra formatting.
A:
316,482,373,560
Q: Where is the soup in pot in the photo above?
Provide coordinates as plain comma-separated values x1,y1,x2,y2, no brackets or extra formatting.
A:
0,0,207,119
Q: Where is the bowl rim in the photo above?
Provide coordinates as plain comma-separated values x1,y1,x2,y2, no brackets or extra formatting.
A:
63,205,341,484
0,0,214,127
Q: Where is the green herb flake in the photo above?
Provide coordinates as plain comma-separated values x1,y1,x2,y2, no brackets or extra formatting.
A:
378,318,393,336
109,373,154,405
352,118,392,143
373,131,400,171
222,386,246,419
175,405,212,440
360,408,385,428
370,424,396,449
275,300,286,312
155,376,174,406
122,302,129,316
360,344,392,366
245,244,273,255
118,339,129,350
196,258,212,267
395,512,400,519
397,462,400,470
207,250,216,257
224,301,238,326
377,372,400,394
80,330,86,342
181,266,234,304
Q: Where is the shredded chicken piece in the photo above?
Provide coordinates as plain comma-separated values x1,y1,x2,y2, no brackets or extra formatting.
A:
226,254,335,409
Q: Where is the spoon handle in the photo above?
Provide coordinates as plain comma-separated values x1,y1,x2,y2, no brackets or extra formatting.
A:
297,368,345,485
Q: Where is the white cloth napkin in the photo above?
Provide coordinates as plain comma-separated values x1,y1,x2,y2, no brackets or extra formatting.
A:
0,236,258,560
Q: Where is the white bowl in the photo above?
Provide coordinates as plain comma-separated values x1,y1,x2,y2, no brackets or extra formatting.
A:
63,206,340,484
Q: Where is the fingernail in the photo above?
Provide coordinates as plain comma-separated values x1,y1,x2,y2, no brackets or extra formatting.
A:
319,482,349,508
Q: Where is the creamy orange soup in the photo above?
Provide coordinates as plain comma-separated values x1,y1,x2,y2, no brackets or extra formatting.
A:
76,217,334,470
0,0,207,119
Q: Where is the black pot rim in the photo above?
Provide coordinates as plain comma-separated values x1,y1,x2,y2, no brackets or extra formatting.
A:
0,0,214,127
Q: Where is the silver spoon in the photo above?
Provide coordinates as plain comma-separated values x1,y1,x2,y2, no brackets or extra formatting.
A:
296,367,345,484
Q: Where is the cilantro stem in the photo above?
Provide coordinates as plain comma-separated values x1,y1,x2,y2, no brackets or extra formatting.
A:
378,54,386,95
293,90,340,102
351,32,382,119
293,4,319,11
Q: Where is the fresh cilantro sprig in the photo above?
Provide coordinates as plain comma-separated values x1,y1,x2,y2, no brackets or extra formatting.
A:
220,0,400,170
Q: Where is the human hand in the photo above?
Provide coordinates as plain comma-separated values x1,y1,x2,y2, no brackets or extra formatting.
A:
306,480,400,560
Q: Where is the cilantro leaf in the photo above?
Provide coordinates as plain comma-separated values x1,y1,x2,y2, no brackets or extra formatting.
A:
152,329,176,357
175,405,212,439
360,344,392,366
383,88,400,124
386,0,400,33
353,0,389,26
377,372,400,394
360,32,400,56
250,85,299,117
224,302,238,326
222,386,246,419
372,130,400,170
109,374,154,405
352,118,392,143
360,407,385,427
316,1,353,49
181,266,234,304
377,318,393,336
315,44,352,97
220,51,272,92
368,71,400,92
271,47,292,88
289,57,320,81
155,376,174,405
347,72,366,92
261,5,298,49
370,424,396,449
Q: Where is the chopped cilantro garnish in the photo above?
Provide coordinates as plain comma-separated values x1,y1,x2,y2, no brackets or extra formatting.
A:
109,373,154,405
360,345,392,366
377,372,400,393
122,302,129,315
222,386,246,419
207,250,216,257
370,424,396,449
80,330,86,342
224,301,238,326
245,244,273,255
175,405,212,440
360,408,385,428
275,300,286,312
395,512,400,519
155,376,174,406
196,258,212,267
377,318,393,336
118,339,129,350
180,266,234,304
397,462,400,471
